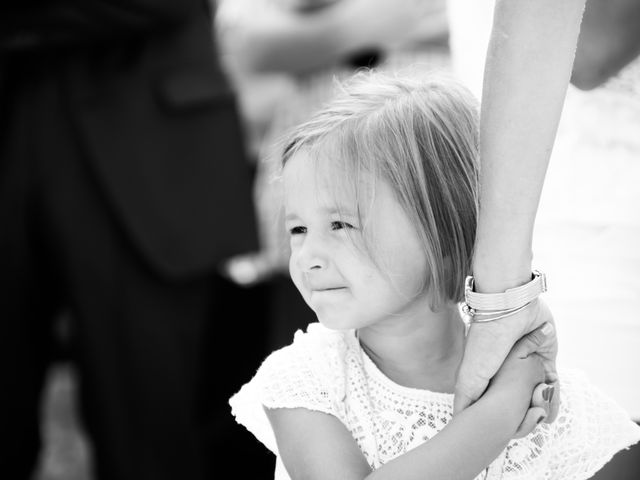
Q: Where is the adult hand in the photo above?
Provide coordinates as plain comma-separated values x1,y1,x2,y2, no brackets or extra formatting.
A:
454,299,560,424
504,321,557,438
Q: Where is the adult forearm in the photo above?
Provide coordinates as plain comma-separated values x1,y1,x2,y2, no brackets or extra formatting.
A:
473,0,586,292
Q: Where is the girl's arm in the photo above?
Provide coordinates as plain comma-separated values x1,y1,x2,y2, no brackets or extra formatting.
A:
266,396,514,480
454,0,586,417
266,328,549,480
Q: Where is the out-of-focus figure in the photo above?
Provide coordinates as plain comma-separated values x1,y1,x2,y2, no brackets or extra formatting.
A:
571,0,640,90
0,2,266,479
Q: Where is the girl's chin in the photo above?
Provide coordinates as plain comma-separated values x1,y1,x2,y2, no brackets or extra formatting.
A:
315,312,369,331
314,312,349,330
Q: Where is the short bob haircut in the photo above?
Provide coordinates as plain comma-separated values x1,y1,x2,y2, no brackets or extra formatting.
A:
281,68,479,309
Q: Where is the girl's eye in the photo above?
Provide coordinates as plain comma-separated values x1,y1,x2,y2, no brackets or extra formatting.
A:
289,226,307,235
331,221,355,231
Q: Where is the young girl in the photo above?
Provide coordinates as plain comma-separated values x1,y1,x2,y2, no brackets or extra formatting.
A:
229,68,640,479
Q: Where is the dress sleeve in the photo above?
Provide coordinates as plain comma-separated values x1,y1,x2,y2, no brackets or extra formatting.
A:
229,324,348,455
498,368,640,480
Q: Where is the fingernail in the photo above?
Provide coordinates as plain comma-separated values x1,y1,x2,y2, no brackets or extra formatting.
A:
546,385,555,404
541,322,554,336
537,414,547,424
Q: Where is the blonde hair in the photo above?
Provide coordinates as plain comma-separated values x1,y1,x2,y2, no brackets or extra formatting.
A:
282,68,479,308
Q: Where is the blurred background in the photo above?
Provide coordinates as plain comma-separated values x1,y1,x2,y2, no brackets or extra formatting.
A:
9,0,639,478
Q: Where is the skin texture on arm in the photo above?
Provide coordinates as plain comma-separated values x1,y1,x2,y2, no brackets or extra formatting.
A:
266,328,549,480
453,0,587,417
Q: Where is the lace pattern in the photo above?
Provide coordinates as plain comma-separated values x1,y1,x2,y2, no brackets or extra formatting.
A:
229,322,640,479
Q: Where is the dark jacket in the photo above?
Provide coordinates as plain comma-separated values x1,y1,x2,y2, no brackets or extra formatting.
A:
0,0,258,278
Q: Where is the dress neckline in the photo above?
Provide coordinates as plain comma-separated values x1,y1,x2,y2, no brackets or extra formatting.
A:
347,329,455,403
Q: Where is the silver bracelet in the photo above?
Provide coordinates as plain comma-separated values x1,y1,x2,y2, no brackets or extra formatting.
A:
461,301,533,323
461,270,547,323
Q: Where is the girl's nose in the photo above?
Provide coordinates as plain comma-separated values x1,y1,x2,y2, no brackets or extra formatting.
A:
295,233,328,273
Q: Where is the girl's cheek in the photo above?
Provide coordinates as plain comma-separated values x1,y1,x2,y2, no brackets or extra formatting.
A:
288,255,301,284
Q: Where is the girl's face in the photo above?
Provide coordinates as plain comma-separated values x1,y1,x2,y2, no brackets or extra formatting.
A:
283,149,433,331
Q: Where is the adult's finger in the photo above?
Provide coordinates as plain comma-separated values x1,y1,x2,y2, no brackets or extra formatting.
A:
511,322,555,359
543,379,560,424
453,362,492,415
532,302,561,423
512,320,561,423
514,406,547,438
513,382,554,437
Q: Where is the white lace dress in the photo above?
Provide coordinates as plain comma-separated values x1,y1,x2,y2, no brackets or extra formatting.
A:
230,322,640,480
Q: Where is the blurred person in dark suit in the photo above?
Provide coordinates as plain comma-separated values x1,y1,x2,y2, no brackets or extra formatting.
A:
0,1,268,479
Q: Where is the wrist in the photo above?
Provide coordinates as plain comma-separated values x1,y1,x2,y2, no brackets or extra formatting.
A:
471,254,533,294
472,210,534,293
462,271,546,324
